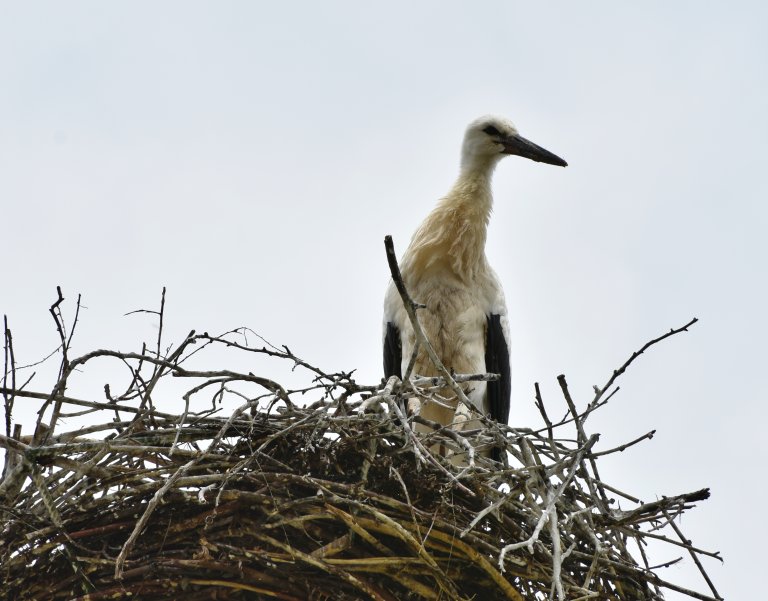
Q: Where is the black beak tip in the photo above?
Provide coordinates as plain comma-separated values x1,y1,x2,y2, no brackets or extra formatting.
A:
536,154,567,168
539,150,567,168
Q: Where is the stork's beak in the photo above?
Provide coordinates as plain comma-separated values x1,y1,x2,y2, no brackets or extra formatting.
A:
502,134,567,167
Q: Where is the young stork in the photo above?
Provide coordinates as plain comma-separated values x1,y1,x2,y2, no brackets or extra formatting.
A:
383,115,567,459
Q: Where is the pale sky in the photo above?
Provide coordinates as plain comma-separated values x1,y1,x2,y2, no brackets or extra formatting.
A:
2,3,766,599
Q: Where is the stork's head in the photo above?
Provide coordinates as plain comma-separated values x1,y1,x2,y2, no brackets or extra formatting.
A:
460,115,567,173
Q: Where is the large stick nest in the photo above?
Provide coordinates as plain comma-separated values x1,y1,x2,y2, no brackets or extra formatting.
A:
0,293,721,601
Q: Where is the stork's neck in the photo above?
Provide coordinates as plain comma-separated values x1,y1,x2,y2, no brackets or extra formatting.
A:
451,162,497,220
404,164,497,284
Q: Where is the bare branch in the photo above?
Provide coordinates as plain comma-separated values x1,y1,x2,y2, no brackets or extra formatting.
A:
384,235,476,413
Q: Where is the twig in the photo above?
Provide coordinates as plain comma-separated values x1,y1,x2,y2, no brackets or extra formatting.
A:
3,316,16,438
591,430,656,457
661,508,723,600
592,318,698,406
499,434,599,569
384,235,475,413
558,375,610,514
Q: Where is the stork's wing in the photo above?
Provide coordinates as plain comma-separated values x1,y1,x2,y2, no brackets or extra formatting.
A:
383,322,402,379
485,314,510,425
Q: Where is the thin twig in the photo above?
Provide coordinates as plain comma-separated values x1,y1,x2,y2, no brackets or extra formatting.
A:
384,235,475,413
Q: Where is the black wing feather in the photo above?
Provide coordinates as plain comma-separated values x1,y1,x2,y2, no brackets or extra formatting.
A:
383,322,402,379
485,314,511,461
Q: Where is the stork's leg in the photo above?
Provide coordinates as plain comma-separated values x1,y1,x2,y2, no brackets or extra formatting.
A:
452,400,473,432
442,400,471,465
406,396,421,417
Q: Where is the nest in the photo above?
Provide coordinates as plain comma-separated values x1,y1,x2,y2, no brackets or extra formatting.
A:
0,293,721,600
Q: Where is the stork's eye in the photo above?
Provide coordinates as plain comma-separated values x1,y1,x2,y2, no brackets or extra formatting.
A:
483,125,501,137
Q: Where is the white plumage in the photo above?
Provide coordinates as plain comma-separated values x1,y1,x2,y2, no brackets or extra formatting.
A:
383,115,566,459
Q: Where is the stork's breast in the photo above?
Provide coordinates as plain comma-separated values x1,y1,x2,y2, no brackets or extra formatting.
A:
413,279,488,377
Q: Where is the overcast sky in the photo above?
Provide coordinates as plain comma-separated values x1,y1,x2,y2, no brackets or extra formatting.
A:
2,2,766,599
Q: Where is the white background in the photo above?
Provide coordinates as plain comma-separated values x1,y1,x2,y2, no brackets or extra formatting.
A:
2,3,765,599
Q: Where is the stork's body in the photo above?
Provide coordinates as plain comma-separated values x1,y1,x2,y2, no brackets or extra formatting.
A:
383,115,566,458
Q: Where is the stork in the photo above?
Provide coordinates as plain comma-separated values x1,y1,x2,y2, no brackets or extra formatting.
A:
383,115,566,460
